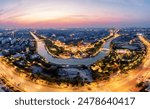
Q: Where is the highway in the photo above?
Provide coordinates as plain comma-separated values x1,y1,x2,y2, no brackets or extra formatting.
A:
0,35,150,92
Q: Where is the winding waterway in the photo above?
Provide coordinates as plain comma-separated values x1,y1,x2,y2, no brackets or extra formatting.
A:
31,32,114,66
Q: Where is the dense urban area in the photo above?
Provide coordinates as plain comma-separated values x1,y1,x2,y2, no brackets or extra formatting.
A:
0,28,150,92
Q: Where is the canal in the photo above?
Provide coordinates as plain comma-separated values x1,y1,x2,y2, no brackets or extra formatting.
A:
31,32,114,66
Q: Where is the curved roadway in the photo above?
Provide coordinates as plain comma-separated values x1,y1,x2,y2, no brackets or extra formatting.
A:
0,35,150,92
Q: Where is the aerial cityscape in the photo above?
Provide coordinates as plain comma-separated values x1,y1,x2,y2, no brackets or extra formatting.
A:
0,0,150,92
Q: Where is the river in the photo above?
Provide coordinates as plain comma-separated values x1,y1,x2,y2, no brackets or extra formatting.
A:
31,32,114,66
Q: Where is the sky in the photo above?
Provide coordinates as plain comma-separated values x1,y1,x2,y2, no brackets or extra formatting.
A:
0,0,150,28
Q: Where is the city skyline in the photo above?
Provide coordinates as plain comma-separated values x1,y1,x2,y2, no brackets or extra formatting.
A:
0,0,150,28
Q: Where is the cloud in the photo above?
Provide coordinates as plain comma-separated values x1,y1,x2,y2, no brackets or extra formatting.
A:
0,0,150,28
0,9,3,12
0,9,4,15
0,1,26,21
69,15,89,18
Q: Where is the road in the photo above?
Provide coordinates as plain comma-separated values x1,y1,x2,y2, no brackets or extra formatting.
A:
0,35,150,92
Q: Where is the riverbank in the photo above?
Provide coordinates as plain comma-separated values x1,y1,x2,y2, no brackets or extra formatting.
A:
45,36,110,59
31,32,119,66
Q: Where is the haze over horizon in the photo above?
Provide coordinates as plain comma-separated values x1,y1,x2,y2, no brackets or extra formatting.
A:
0,0,150,28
